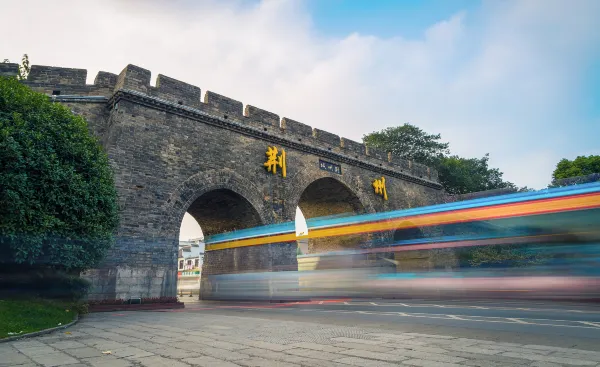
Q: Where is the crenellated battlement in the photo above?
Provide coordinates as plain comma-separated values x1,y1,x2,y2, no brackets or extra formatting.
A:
10,63,440,185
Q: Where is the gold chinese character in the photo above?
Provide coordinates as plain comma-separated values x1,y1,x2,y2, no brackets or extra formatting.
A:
373,176,388,200
264,146,286,178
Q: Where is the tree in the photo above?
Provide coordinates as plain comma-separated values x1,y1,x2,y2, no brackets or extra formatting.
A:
362,123,450,166
550,155,600,187
0,76,119,270
18,54,30,80
363,125,516,195
436,154,514,195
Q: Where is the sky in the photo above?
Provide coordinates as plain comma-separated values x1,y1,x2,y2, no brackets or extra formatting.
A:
1,0,598,241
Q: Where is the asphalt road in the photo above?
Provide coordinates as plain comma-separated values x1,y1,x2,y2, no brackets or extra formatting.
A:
177,298,600,351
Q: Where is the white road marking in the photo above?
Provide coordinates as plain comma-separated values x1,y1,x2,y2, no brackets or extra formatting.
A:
578,321,600,328
370,302,378,306
299,308,600,330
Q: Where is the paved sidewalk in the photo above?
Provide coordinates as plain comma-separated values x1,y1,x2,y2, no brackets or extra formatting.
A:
3,310,600,367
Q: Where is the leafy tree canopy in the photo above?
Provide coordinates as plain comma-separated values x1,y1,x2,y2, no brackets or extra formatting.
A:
0,75,119,270
363,124,516,195
362,123,450,167
551,155,600,187
437,154,513,195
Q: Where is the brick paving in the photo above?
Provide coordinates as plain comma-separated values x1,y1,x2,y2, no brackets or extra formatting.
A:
2,311,600,367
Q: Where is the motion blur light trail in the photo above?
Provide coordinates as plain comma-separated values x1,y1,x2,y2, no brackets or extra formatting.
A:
203,182,600,301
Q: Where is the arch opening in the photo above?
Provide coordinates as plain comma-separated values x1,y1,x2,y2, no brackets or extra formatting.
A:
176,188,264,299
187,188,263,237
296,177,367,256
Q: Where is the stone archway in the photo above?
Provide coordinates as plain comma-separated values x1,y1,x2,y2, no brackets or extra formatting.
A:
162,168,273,240
161,169,281,299
285,170,375,222
289,174,374,256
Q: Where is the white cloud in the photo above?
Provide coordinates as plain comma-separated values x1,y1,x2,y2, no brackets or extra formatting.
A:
1,1,598,200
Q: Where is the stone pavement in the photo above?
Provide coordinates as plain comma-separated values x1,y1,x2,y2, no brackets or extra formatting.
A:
3,310,600,367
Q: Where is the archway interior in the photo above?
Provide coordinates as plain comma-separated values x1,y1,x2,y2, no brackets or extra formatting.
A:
296,177,367,256
177,189,263,298
186,189,262,237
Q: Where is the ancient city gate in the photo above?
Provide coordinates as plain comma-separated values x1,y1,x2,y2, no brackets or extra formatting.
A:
0,63,443,300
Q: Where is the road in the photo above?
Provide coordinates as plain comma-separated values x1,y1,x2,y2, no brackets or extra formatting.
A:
180,298,600,351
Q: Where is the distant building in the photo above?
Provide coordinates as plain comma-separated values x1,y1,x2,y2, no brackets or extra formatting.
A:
177,238,204,296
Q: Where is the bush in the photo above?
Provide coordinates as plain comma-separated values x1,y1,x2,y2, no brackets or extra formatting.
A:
0,268,91,301
0,76,119,270
71,302,89,315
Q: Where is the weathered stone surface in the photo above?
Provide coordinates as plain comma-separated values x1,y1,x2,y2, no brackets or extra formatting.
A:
366,146,387,161
22,63,443,300
281,117,312,137
0,62,19,77
341,138,366,156
94,71,118,88
204,90,243,118
28,65,87,85
154,74,201,108
244,105,280,127
313,128,340,147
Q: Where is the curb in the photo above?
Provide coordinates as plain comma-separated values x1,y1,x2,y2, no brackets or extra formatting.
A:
0,313,80,343
89,302,185,313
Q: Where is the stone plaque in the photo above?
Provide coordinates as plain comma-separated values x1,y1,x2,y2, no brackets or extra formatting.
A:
319,159,342,175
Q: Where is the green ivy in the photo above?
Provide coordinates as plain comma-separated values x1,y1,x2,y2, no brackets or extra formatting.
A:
0,76,119,270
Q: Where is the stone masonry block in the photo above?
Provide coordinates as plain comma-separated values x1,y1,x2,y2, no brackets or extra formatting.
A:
366,146,386,161
313,128,340,147
94,71,118,88
429,167,439,182
27,65,87,85
388,152,411,171
204,91,243,118
341,138,366,156
244,105,280,127
281,117,312,137
412,162,429,178
155,74,201,108
0,63,19,77
115,64,151,93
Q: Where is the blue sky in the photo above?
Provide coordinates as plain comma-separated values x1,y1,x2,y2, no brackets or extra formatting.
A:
308,0,480,39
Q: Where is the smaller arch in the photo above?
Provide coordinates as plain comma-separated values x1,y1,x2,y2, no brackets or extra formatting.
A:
285,170,375,221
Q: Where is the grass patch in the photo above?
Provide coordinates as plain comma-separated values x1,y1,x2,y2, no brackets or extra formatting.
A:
0,298,75,339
